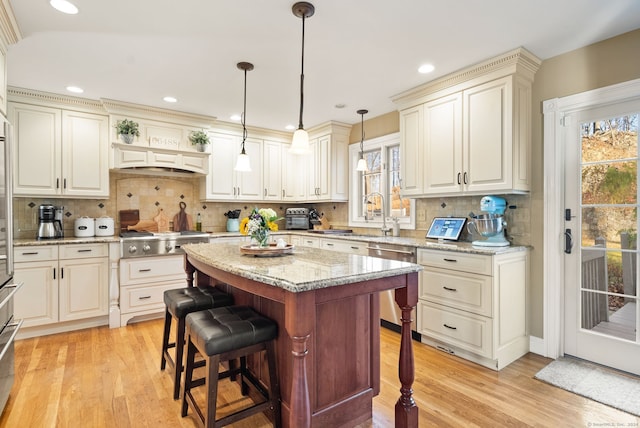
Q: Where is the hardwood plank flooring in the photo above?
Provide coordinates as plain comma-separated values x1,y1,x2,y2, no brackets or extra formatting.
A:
2,319,638,427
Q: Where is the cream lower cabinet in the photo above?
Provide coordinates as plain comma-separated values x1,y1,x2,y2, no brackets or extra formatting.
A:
14,243,109,330
417,248,528,370
119,255,187,326
290,235,321,248
320,238,368,255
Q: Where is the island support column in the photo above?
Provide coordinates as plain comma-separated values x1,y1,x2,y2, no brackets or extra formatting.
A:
284,291,315,428
395,272,419,428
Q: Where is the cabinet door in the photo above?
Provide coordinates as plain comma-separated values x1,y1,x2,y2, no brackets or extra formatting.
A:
282,148,306,201
306,138,320,199
463,77,512,193
9,103,62,196
59,257,109,321
0,40,6,116
62,111,109,197
315,135,331,200
263,140,282,200
399,105,423,196
14,260,58,327
423,93,463,195
204,132,238,200
236,138,263,200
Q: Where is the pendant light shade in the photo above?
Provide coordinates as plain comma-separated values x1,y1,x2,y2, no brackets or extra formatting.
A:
289,2,315,155
234,62,254,172
356,109,368,172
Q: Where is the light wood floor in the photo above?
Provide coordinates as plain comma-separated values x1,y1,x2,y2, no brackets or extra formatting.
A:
2,319,639,427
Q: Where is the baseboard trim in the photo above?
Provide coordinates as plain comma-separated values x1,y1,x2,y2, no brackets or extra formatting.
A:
529,335,546,356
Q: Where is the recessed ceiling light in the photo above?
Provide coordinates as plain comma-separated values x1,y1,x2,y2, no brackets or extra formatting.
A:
230,114,242,121
50,0,79,14
163,96,177,103
418,64,435,74
66,86,83,93
285,124,295,130
334,103,346,109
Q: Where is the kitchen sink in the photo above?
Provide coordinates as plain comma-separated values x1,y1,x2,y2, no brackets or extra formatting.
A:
307,229,353,235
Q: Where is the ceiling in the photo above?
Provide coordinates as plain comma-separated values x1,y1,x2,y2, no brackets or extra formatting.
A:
6,0,640,132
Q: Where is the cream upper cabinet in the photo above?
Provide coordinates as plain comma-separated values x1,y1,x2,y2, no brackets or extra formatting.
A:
393,48,540,197
263,140,282,200
0,40,7,116
9,102,109,198
201,131,263,201
306,123,350,202
282,147,306,202
399,105,424,196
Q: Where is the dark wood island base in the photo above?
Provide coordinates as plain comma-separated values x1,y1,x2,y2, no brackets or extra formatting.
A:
184,243,420,428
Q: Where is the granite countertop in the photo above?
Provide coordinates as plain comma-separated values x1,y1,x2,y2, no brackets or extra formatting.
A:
14,236,121,246
183,242,422,293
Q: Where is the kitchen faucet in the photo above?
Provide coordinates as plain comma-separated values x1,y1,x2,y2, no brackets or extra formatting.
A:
363,192,392,236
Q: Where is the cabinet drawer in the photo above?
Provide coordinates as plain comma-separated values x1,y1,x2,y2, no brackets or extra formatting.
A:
14,246,58,262
120,255,186,286
298,236,321,248
120,282,182,313
418,301,492,358
420,267,492,317
418,249,491,275
59,243,108,259
321,239,368,255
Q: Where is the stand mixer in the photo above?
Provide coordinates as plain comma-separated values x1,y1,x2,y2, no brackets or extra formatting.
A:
467,196,509,247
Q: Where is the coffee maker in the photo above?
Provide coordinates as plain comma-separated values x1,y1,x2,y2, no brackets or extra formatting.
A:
37,204,64,239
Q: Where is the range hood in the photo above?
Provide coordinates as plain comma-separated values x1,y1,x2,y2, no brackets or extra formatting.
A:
111,142,210,175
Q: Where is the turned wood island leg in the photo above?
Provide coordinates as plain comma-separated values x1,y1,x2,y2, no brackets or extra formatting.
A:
284,291,314,428
394,273,419,428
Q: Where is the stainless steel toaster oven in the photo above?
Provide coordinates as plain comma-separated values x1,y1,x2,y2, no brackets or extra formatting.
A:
285,208,310,230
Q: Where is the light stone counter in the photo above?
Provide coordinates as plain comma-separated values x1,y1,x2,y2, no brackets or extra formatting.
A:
183,242,422,293
14,236,120,246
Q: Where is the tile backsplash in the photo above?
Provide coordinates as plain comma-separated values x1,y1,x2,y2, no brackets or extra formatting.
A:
14,171,530,247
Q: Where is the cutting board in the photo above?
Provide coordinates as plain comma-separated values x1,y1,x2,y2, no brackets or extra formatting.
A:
127,220,158,232
154,209,170,232
119,209,140,234
173,202,193,232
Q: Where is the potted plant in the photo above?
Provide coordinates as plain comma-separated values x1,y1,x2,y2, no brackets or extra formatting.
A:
189,130,210,152
115,119,140,144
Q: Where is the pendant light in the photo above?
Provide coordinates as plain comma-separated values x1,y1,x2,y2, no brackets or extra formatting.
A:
289,2,315,155
234,62,254,172
356,109,368,171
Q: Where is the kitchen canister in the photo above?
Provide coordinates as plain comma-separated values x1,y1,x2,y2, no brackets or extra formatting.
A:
74,217,95,237
95,216,115,236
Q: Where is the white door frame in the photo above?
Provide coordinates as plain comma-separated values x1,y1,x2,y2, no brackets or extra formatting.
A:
542,78,640,359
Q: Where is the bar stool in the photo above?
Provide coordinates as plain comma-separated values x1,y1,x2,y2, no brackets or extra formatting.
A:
161,286,234,400
182,306,281,428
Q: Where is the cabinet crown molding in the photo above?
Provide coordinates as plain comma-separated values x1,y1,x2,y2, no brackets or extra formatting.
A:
391,47,541,110
8,86,106,114
0,0,21,45
101,98,216,129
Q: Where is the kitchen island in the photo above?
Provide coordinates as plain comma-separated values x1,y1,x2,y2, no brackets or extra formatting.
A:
183,242,421,428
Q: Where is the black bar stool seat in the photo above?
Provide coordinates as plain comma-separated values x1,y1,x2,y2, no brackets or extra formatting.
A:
182,306,281,428
161,286,233,399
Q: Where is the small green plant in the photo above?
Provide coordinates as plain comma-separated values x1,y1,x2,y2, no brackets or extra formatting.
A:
115,119,140,136
189,130,210,145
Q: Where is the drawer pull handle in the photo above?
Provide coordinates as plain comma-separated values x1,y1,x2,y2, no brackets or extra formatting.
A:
21,252,39,255
443,323,457,330
77,249,92,253
326,243,334,246
138,296,151,300
443,286,457,292
443,258,457,262
138,269,152,272
350,246,360,250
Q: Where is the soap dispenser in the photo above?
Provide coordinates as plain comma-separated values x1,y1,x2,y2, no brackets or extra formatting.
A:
392,217,400,237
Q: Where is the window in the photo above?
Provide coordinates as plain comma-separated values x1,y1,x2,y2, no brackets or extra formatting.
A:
349,132,415,229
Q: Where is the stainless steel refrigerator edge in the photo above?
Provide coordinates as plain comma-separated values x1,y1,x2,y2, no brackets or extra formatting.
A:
0,119,23,415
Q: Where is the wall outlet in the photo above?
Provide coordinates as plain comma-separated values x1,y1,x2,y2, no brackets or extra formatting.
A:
417,210,426,221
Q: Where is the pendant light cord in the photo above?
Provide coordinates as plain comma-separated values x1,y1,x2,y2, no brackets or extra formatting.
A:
241,67,248,153
298,13,306,130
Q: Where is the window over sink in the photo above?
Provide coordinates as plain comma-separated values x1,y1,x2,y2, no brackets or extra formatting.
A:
348,132,416,230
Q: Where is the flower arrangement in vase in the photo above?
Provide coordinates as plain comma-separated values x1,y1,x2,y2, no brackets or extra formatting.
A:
189,130,210,152
239,208,282,247
115,119,140,144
